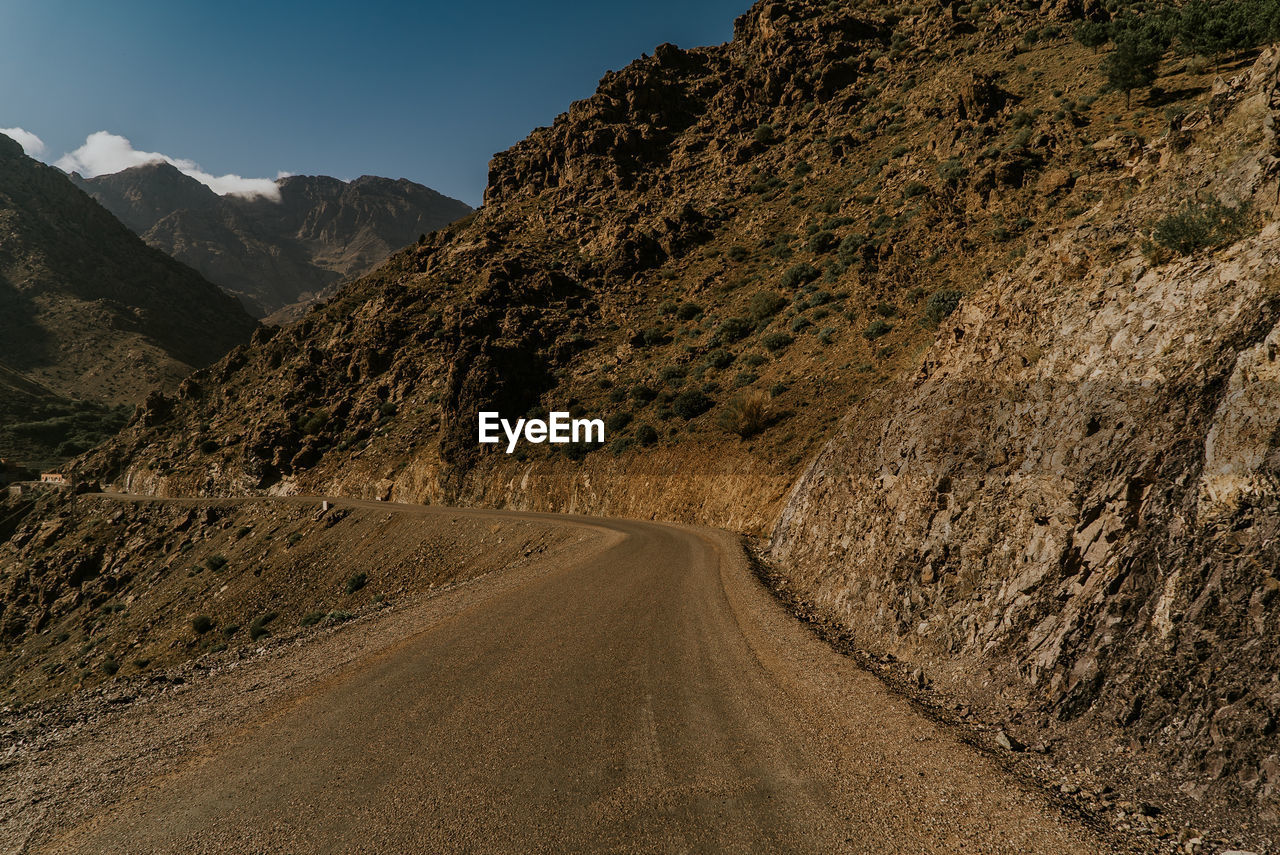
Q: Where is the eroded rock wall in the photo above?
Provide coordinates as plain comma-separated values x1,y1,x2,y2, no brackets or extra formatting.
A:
771,47,1280,815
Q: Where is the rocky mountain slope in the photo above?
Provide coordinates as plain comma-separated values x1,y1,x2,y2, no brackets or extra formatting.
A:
72,165,472,317
0,495,579,704
8,0,1280,843
0,134,257,464
770,42,1280,835
73,2,1270,531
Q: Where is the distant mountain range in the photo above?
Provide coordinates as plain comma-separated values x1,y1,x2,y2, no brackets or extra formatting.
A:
0,132,259,464
71,163,472,319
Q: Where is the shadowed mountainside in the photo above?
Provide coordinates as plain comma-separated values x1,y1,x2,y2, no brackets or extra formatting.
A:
0,134,257,463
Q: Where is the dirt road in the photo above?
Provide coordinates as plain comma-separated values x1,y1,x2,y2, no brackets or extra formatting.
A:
35,501,1105,854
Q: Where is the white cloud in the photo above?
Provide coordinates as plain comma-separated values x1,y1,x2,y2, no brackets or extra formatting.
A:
1,127,47,157
54,131,281,201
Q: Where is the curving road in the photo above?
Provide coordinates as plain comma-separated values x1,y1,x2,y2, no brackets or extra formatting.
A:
41,504,1104,854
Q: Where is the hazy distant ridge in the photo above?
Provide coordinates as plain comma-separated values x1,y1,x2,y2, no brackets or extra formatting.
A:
73,164,472,318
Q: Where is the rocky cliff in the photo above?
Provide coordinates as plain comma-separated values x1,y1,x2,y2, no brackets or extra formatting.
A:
772,45,1280,829
73,165,473,317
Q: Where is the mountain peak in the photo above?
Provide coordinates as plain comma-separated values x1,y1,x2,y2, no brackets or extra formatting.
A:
0,133,25,159
69,160,220,232
112,159,207,184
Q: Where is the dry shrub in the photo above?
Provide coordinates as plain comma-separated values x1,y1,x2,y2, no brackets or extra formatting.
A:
718,390,772,438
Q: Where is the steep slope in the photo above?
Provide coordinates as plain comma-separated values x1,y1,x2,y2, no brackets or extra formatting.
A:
0,134,257,463
0,363,61,464
73,167,473,317
0,360,128,467
769,45,1280,829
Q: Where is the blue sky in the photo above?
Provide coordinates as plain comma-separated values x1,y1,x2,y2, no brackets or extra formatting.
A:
0,0,751,206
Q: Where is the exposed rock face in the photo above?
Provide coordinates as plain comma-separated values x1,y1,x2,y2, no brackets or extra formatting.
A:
484,6,885,210
73,166,472,317
771,47,1280,821
0,134,258,408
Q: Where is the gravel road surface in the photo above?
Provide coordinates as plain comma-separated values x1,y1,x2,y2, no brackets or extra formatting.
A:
32,500,1104,854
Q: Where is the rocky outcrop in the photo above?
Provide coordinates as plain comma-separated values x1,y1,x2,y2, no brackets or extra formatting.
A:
771,47,1280,822
72,8,1280,564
